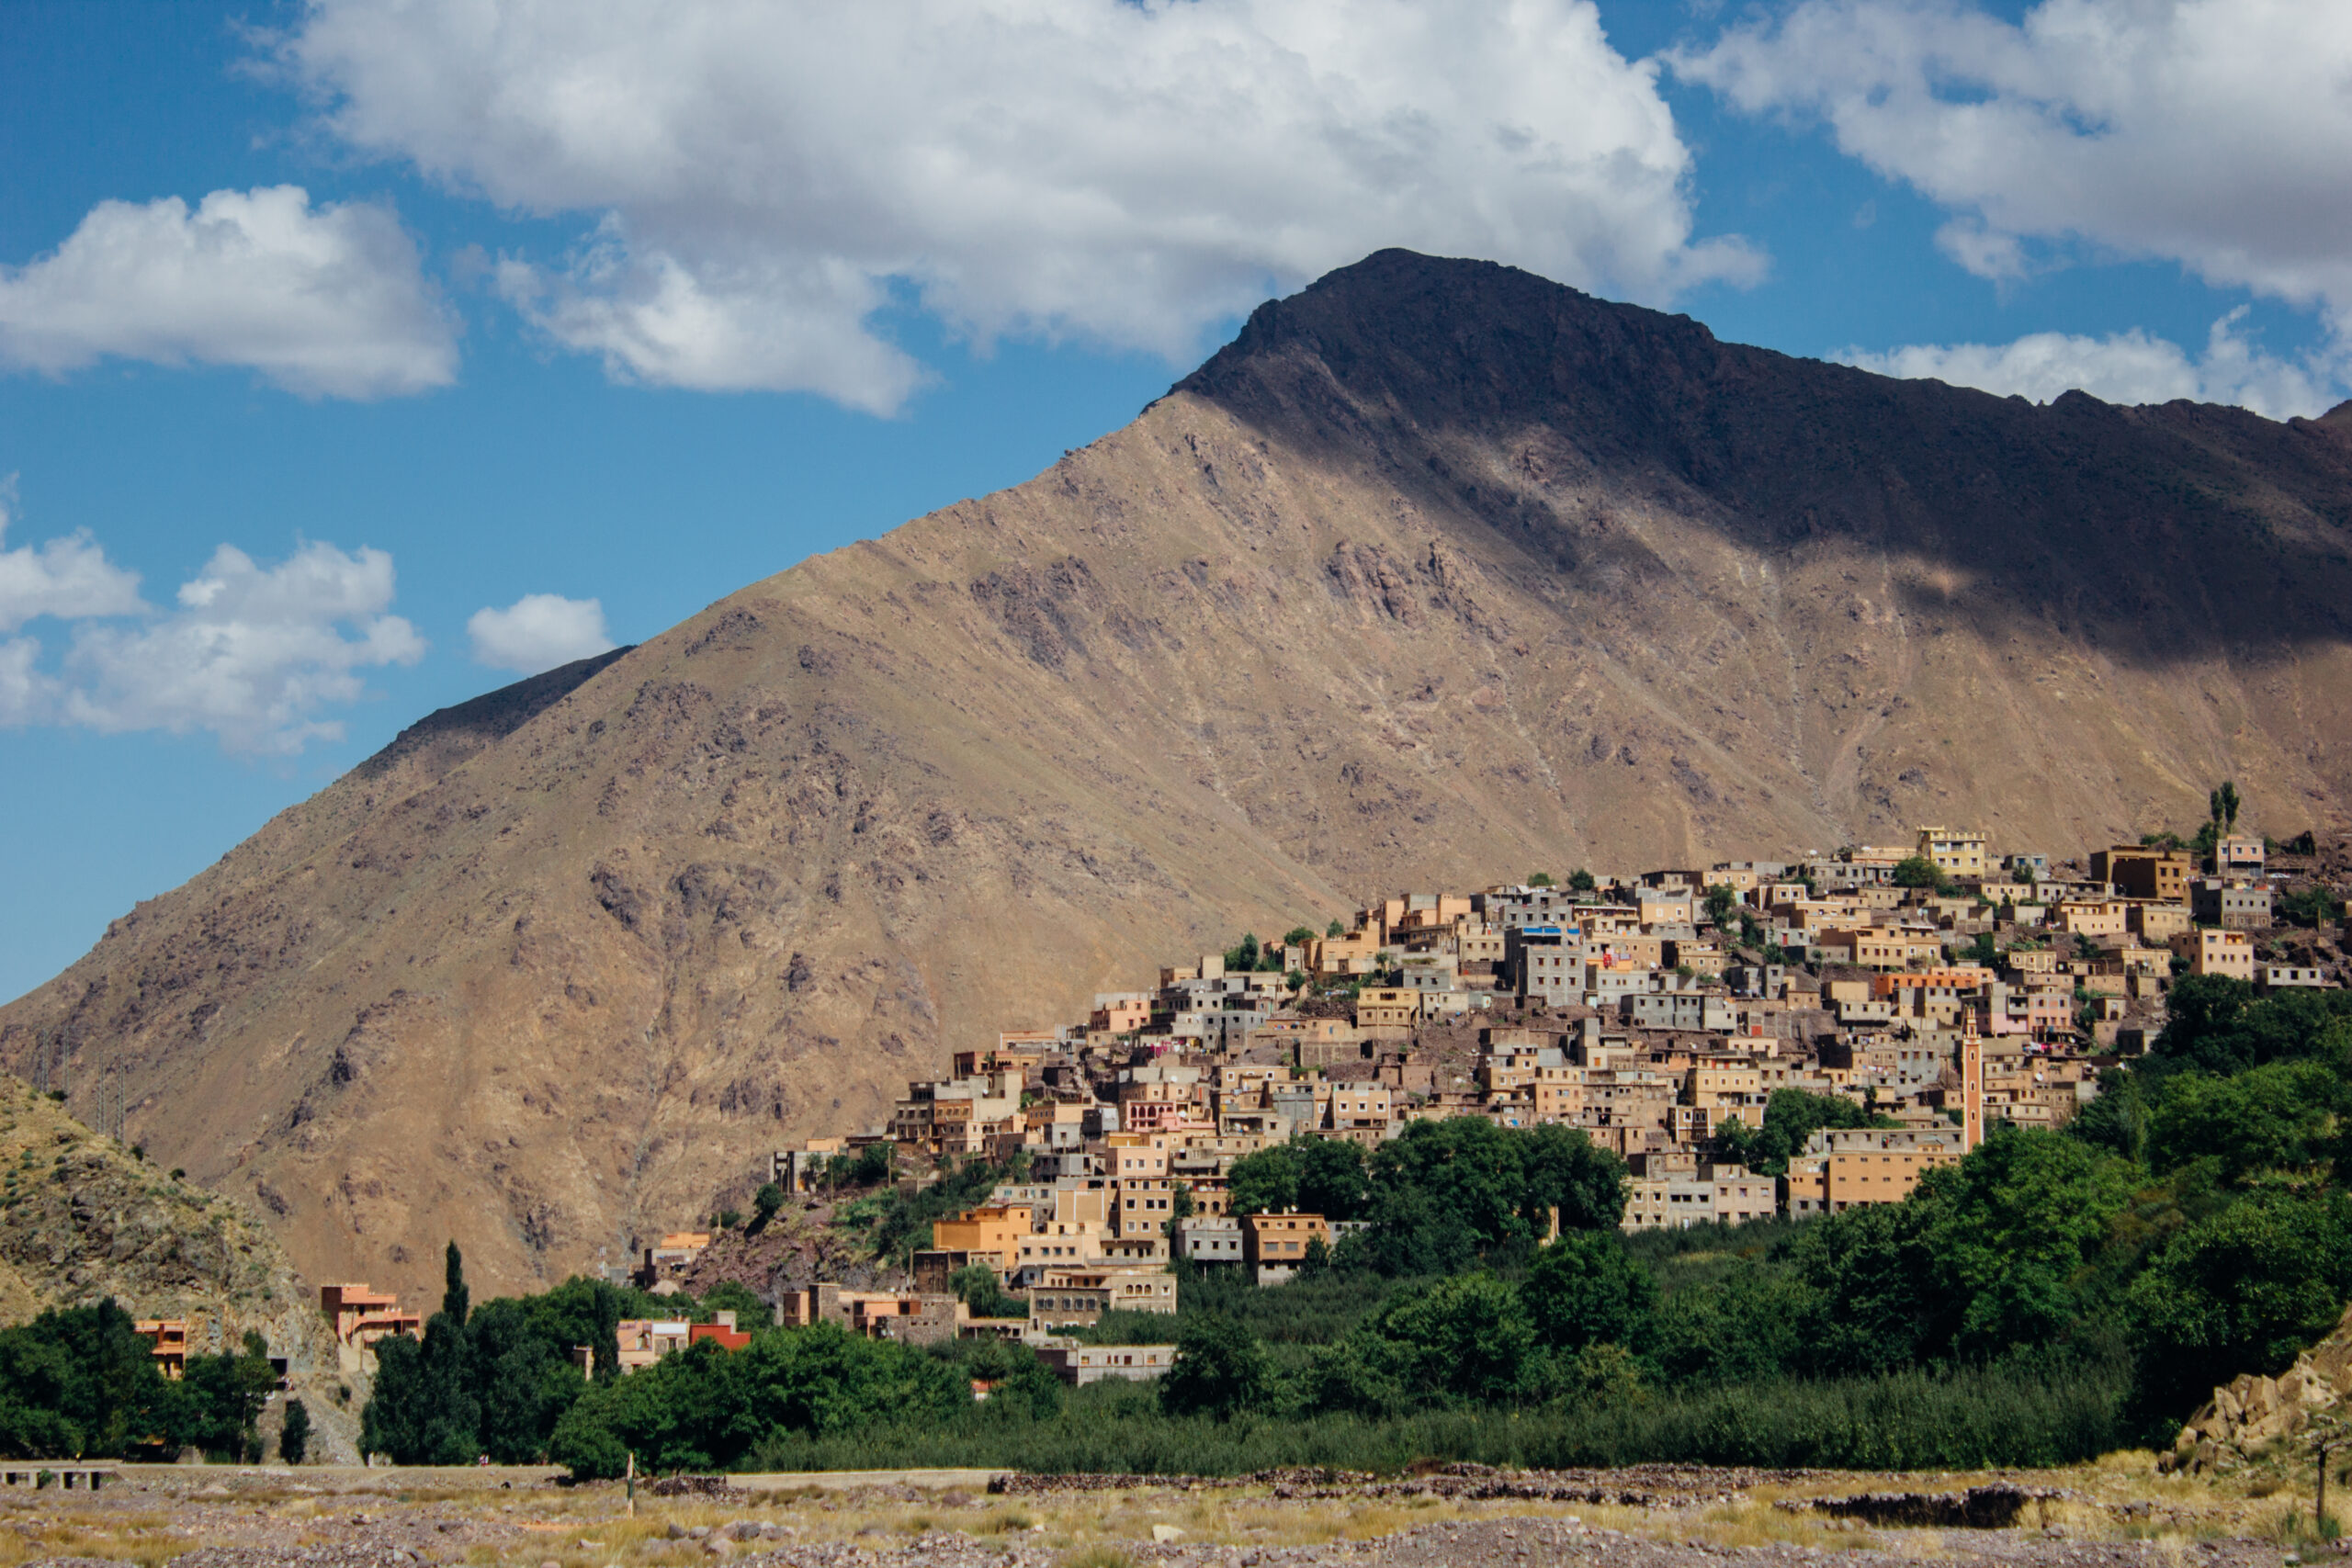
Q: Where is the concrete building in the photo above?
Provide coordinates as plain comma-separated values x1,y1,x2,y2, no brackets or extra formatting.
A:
1243,1210,1331,1285
1785,1129,1962,1215
2177,928,2256,980
1175,1214,1244,1267
1620,1163,1775,1230
320,1284,422,1373
1917,827,1989,880
1033,1342,1176,1386
2093,846,2192,905
2191,878,2272,930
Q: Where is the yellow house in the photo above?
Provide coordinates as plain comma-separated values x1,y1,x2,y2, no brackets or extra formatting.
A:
1916,827,1988,879
929,1203,1032,1272
2056,899,2129,938
2177,929,2255,981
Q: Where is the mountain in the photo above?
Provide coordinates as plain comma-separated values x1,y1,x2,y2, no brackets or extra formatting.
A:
5,249,2351,1301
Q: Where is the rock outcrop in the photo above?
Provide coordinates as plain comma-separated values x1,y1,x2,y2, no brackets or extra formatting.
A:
4,250,2352,1302
2165,1306,2352,1472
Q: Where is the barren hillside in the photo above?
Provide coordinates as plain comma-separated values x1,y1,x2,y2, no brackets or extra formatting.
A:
6,250,2350,1300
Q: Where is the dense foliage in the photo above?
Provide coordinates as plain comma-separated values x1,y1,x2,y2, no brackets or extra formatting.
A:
362,1250,720,1464
0,1301,280,1461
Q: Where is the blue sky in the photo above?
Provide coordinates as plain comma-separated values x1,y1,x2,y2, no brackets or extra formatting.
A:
3,0,2346,1002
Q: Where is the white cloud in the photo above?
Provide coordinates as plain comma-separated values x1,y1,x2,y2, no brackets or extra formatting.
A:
58,541,426,754
1838,310,2336,419
0,186,458,399
0,477,144,633
468,593,615,674
0,492,425,753
1672,0,2352,334
283,0,1762,412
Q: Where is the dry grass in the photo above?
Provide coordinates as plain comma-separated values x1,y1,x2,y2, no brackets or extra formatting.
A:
11,1455,2352,1565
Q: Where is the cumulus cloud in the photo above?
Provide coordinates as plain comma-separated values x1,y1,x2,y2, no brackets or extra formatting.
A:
283,0,1761,412
468,593,615,674
0,477,144,633
0,490,424,752
1672,0,2352,334
0,186,458,399
1838,310,2338,419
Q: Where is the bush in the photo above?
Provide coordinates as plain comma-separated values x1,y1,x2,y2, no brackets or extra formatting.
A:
2127,1192,2352,1418
1522,1231,1656,1353
1159,1315,1276,1419
2280,886,2346,928
1891,855,1948,891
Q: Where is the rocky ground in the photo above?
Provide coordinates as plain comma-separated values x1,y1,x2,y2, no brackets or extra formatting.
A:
5,1459,2339,1568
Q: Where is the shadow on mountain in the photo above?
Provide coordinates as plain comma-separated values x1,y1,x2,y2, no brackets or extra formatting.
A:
1175,250,2352,670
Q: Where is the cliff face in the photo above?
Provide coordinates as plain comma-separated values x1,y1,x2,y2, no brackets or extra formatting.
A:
5,250,2351,1301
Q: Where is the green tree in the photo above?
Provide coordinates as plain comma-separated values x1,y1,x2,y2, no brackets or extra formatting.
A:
182,1331,280,1462
442,1240,470,1325
1227,1143,1301,1216
1963,931,2001,967
1353,1274,1534,1404
1793,1201,1939,1376
1164,1180,1197,1241
2147,1061,2344,1182
1704,885,1739,925
1892,855,1948,891
1652,1262,1809,1385
1522,1230,1657,1353
2070,1066,2153,1165
2213,781,2242,830
467,1296,586,1463
1159,1314,1276,1419
1226,932,1261,972
550,1324,967,1477
956,1336,1062,1421
1282,926,1317,947
1297,1138,1369,1221
1922,1128,2140,1360
752,1182,786,1226
1713,1089,1891,1179
948,1265,1023,1319
277,1396,310,1464
1528,872,1555,887
2128,1192,2352,1418
0,1300,181,1460
1326,919,1345,938
1360,1120,1624,1275
363,1309,481,1463
1566,869,1597,894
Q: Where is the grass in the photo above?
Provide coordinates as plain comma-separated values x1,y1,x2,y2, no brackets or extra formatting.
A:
0,1456,2341,1566
738,1346,2135,1475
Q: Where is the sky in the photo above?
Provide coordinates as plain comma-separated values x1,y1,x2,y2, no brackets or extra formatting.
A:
2,0,2348,1003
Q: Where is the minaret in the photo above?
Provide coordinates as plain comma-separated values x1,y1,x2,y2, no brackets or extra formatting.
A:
1960,1007,1985,1154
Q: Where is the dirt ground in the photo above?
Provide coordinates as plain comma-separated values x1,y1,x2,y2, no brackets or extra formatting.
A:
2,1456,2340,1568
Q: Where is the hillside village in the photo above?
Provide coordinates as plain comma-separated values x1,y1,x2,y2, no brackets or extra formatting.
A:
481,818,2346,1384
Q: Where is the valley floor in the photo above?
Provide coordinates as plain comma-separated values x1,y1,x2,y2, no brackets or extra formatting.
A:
0,1458,2328,1568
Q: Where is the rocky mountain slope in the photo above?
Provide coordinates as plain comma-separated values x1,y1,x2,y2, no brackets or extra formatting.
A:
4,250,2350,1301
0,1077,362,1460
